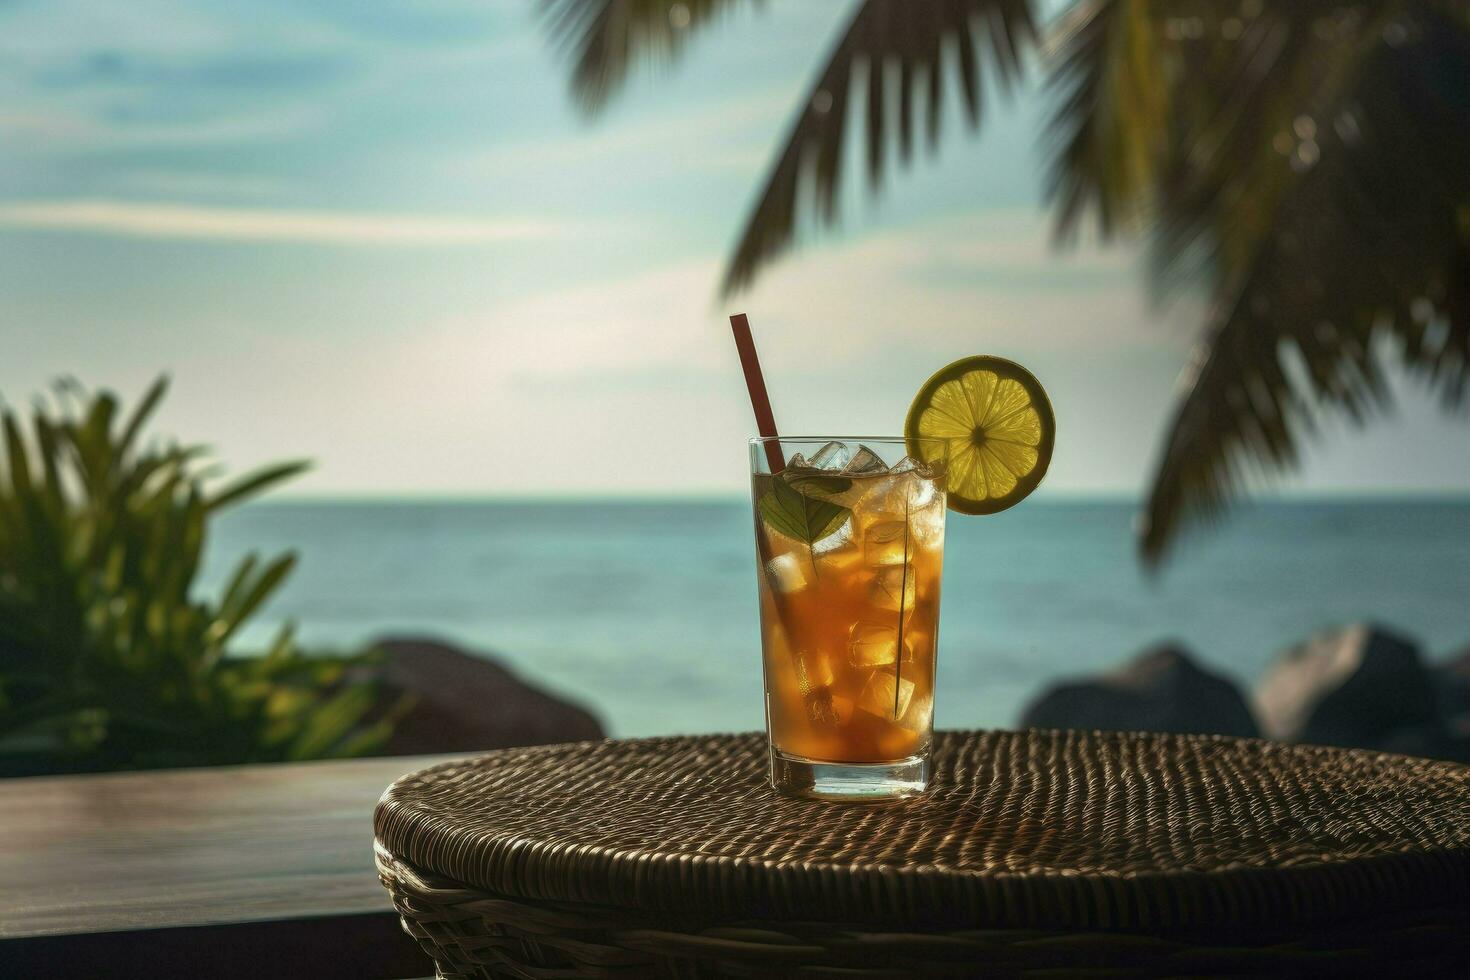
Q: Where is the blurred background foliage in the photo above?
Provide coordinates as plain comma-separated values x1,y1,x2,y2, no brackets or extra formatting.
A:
0,378,404,776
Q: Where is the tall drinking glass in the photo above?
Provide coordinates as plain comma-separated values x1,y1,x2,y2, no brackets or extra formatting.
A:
750,437,946,799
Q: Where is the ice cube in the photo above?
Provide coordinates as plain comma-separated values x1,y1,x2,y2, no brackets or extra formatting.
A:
900,471,940,510
842,444,889,475
806,687,854,729
847,471,934,526
859,670,915,720
863,520,909,565
890,456,942,479
848,621,911,667
854,486,943,556
765,553,811,594
870,564,916,612
902,695,933,732
811,519,854,557
901,626,933,659
906,502,945,546
866,469,940,512
808,440,851,471
795,650,836,692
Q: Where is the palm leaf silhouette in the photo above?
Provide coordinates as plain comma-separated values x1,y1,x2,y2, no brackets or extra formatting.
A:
543,0,1470,564
721,0,1038,296
1139,11,1470,563
542,1,761,113
1045,0,1170,242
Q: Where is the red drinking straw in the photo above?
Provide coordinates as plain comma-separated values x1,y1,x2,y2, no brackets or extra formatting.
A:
729,313,785,473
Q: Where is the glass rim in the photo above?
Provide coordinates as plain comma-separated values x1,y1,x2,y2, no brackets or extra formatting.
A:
749,435,908,445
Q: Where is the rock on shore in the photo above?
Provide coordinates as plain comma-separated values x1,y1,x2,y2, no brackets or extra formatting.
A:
1254,623,1436,747
1436,646,1470,732
1020,643,1258,738
1019,623,1470,763
362,637,604,755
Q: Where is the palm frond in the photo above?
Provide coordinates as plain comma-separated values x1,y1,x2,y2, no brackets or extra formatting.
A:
721,0,1038,297
1143,2,1383,296
1044,0,1172,242
1045,1,1359,256
541,0,759,114
1140,11,1470,565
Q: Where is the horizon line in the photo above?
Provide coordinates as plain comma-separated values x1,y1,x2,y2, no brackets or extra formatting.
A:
246,489,1470,505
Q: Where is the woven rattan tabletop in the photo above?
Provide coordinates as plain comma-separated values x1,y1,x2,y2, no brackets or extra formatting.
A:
374,730,1470,932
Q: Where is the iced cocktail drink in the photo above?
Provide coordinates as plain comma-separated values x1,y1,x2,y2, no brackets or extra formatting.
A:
751,438,945,799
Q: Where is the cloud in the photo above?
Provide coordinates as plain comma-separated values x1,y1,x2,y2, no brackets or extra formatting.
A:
109,170,292,200
0,111,92,140
34,50,349,92
740,209,1192,357
465,89,791,178
3,204,1198,494
0,93,336,151
391,257,729,387
0,200,572,245
389,207,1186,393
897,209,1137,277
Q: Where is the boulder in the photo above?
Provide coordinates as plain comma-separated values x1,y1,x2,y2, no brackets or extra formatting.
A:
361,637,603,755
1254,623,1436,748
1020,643,1258,738
1441,646,1470,679
1377,723,1470,764
1432,646,1470,733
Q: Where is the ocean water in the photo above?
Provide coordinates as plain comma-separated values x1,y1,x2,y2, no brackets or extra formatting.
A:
200,499,1470,737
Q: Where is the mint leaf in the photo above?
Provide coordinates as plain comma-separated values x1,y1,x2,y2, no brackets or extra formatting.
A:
759,472,851,547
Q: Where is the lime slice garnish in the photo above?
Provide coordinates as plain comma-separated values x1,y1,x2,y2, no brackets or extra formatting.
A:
904,355,1055,515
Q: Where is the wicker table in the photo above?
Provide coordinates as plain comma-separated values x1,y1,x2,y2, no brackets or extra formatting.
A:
375,730,1470,977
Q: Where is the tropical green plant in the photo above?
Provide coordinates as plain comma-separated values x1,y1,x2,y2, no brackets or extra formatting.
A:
542,0,1470,563
0,378,402,775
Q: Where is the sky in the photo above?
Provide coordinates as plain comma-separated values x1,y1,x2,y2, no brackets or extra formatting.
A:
2,0,1467,498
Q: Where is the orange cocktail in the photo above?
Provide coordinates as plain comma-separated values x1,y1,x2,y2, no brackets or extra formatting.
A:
752,439,944,798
